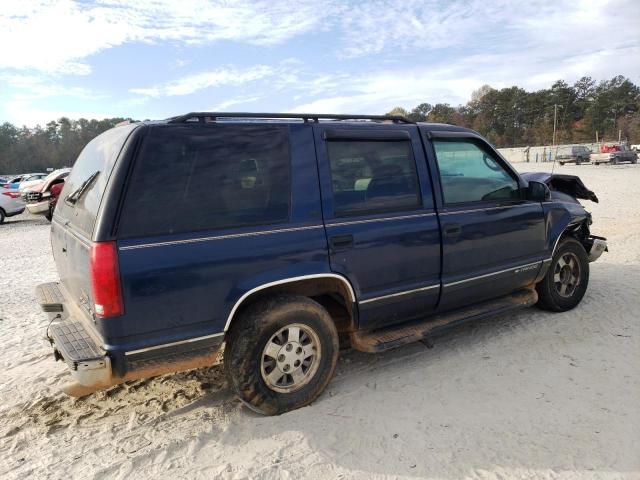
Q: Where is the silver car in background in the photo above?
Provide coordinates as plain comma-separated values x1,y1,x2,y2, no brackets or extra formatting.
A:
0,185,26,224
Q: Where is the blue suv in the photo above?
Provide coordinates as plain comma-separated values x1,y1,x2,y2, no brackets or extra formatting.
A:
36,113,607,415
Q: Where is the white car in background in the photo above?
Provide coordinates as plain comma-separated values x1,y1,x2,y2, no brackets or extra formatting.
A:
18,173,48,192
0,185,26,224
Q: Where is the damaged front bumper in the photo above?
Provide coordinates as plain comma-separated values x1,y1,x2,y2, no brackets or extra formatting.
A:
587,237,608,262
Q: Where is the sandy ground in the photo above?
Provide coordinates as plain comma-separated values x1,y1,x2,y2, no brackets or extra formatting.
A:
1,163,639,480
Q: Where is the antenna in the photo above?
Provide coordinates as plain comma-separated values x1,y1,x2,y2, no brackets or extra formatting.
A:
551,144,559,174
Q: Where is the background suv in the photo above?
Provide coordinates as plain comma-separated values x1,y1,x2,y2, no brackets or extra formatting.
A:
556,145,591,165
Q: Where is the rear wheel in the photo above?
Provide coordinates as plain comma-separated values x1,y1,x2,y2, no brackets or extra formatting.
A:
536,237,589,312
224,294,339,415
575,157,582,165
0,208,5,224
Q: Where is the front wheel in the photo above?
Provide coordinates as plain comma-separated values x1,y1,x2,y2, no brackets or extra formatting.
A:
224,294,339,415
536,237,589,312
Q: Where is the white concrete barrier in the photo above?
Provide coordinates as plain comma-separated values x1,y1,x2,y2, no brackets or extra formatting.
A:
498,143,602,164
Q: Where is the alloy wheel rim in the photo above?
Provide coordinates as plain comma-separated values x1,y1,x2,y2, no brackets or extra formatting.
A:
260,323,321,393
553,252,581,298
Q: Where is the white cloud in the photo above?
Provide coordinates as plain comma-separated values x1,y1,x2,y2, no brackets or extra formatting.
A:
2,0,639,125
289,39,640,115
130,65,274,97
211,94,264,111
0,0,336,75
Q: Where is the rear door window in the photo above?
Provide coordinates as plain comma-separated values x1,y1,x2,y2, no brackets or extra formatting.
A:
326,140,421,216
56,124,138,236
118,124,291,238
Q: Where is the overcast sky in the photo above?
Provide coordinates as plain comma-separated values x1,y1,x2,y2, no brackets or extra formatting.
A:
1,0,639,126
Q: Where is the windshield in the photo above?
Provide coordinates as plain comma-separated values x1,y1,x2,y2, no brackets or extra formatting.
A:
55,124,138,236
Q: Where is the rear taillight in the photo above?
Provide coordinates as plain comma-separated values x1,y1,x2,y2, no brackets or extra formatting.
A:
90,241,124,318
2,191,20,199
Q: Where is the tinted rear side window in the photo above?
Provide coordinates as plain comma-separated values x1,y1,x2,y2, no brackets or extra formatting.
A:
118,124,291,238
56,124,137,236
326,140,421,216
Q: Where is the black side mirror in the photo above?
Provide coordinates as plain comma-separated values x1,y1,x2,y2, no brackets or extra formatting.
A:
526,181,551,202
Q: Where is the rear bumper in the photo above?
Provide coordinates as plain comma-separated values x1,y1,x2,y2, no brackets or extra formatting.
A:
26,200,50,214
36,282,223,396
36,282,112,387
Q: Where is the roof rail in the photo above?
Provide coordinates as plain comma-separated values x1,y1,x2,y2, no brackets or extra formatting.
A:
165,112,414,124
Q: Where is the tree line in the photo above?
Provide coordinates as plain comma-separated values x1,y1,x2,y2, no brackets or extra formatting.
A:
1,75,638,174
388,75,639,148
0,117,129,174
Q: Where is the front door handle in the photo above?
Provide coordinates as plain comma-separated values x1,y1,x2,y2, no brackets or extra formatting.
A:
329,234,354,249
443,224,462,237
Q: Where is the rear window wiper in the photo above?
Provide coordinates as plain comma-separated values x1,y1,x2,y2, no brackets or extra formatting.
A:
65,171,99,206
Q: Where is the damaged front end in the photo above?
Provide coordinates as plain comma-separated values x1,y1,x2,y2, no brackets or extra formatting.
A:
521,172,608,263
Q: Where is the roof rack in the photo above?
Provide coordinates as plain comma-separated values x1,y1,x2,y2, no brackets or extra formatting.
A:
166,112,414,124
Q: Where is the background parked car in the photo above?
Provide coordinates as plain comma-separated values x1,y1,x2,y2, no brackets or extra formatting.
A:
556,145,591,165
591,144,638,165
22,168,71,221
18,173,48,191
1,175,27,189
0,185,26,224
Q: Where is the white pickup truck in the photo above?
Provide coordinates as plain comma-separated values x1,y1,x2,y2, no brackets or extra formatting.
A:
591,144,638,165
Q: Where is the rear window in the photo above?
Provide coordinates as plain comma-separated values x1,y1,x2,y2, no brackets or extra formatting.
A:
56,124,137,236
117,124,291,238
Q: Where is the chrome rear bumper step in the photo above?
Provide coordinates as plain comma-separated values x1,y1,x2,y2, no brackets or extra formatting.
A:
47,317,112,388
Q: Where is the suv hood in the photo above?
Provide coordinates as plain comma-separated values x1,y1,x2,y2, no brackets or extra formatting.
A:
521,172,598,203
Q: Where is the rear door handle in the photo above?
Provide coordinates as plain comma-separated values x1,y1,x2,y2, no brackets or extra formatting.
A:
443,224,462,237
329,234,354,249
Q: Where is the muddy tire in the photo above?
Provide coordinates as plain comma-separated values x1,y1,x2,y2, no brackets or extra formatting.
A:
224,294,339,415
536,237,589,312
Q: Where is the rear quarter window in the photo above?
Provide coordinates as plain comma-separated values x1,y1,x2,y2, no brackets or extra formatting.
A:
117,124,291,238
56,124,138,236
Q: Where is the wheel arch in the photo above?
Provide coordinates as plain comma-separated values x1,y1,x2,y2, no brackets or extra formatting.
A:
224,274,358,335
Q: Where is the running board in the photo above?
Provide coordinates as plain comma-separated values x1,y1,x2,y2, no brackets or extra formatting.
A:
350,288,538,353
